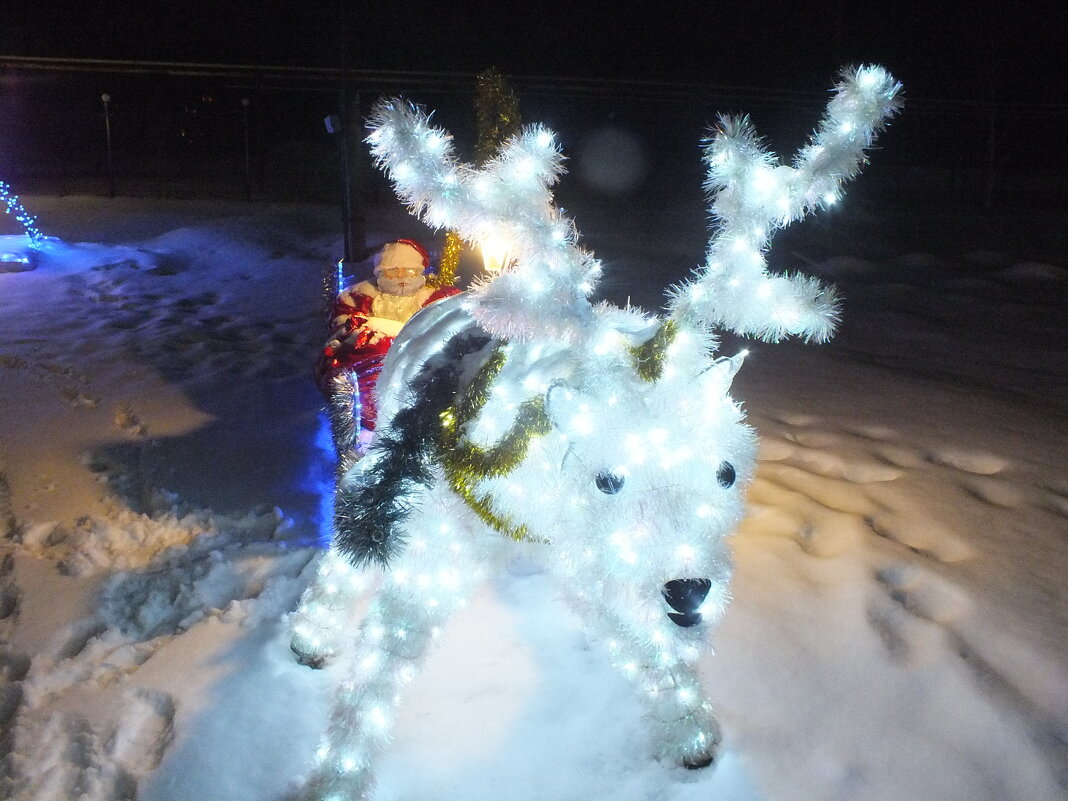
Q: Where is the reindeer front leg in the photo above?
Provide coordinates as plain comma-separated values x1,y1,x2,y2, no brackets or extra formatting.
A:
574,593,722,769
610,636,722,769
292,435,437,667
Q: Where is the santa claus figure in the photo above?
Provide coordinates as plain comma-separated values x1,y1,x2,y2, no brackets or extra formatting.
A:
315,239,461,456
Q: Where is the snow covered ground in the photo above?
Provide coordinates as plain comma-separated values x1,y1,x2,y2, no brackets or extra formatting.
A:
1,191,1066,801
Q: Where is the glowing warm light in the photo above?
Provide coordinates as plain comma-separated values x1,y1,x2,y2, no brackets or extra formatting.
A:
480,233,513,274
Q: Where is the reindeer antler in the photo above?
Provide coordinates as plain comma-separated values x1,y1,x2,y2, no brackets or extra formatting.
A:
366,99,600,342
668,65,903,342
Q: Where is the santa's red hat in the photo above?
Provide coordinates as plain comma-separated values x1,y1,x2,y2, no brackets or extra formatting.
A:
374,239,430,273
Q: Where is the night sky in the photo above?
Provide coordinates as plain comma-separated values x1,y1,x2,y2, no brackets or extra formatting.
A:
4,1,1063,102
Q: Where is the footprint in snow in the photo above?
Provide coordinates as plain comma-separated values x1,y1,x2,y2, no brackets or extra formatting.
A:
113,403,148,436
780,427,842,449
869,561,1068,786
866,513,973,563
768,411,820,428
0,534,30,734
874,563,972,624
3,688,175,801
867,562,971,665
1,466,18,540
60,385,101,409
90,258,141,273
961,474,1027,508
0,354,28,370
842,423,899,441
925,447,1008,475
1037,483,1068,519
145,262,185,276
172,292,219,312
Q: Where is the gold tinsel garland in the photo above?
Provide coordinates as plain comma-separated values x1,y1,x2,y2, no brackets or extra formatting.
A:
437,343,552,540
474,68,522,167
628,319,679,382
431,73,547,538
432,69,523,289
427,230,463,288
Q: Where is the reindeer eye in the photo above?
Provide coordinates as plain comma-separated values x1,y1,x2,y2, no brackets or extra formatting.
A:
716,461,736,488
595,471,625,495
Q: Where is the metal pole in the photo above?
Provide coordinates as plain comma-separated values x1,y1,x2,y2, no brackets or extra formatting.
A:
241,97,251,201
338,84,355,264
339,89,356,263
337,0,354,264
349,88,367,261
101,93,114,198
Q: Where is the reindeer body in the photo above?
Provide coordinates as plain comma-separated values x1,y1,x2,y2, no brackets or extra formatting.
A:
291,66,901,800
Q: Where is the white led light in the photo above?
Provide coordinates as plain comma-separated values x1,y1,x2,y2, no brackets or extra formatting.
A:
570,412,594,436
858,68,881,89
369,707,389,729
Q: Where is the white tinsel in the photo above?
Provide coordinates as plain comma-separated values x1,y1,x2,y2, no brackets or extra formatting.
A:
367,100,596,343
669,64,902,342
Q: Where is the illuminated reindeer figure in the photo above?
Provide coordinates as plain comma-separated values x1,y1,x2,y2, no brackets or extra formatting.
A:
290,66,901,800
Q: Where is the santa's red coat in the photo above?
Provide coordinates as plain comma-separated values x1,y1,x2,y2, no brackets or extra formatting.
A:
315,281,461,431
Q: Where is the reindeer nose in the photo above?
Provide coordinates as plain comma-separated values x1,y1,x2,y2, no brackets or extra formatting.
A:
663,578,712,627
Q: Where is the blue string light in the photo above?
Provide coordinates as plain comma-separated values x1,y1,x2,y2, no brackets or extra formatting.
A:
335,258,346,293
1,180,44,248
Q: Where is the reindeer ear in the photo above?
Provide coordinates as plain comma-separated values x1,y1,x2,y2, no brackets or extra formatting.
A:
700,350,748,395
544,380,594,438
714,350,747,385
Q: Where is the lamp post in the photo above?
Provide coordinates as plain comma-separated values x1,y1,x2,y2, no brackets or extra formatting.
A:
241,97,251,202
101,93,114,198
323,113,354,268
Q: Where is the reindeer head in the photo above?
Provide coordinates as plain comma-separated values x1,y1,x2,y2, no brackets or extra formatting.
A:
366,67,901,651
534,309,757,651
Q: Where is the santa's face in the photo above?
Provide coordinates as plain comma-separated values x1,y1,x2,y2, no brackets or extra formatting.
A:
377,266,427,296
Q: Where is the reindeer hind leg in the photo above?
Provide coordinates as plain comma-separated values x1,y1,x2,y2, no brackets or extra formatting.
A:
290,547,375,668
299,545,481,800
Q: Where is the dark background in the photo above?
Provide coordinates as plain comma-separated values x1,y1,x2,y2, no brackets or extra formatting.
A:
2,1,1066,264
5,1,1059,96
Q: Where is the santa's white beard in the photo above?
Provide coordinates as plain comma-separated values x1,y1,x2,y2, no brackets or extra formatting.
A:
377,273,426,296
